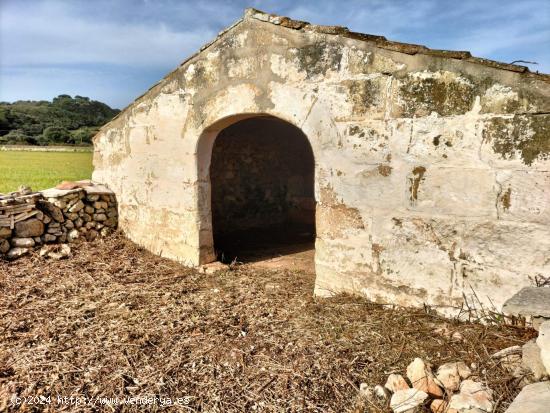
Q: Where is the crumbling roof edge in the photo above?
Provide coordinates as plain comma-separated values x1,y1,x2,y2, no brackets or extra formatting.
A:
95,8,550,142
245,8,550,80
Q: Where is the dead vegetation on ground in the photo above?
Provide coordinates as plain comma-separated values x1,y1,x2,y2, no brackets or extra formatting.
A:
0,234,535,412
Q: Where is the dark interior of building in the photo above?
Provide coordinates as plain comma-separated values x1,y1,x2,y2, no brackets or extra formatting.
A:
210,116,315,263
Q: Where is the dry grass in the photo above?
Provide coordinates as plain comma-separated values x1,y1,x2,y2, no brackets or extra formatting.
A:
0,234,535,412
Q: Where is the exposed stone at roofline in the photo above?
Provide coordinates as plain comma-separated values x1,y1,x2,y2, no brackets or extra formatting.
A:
245,8,549,79
101,8,549,128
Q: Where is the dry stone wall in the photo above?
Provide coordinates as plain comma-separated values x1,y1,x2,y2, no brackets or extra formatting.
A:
0,182,117,260
92,9,550,314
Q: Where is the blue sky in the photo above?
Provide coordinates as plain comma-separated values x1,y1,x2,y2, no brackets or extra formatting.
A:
1,0,549,109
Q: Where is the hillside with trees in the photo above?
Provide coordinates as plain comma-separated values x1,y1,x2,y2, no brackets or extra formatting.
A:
0,95,120,146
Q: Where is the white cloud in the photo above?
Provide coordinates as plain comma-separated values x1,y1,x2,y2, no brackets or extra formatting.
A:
0,1,216,68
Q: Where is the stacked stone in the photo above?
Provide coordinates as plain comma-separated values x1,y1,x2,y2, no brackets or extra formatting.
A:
0,183,118,260
39,189,117,243
0,188,43,258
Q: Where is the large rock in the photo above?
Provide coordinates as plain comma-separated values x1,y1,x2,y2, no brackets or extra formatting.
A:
385,373,410,393
104,217,117,227
522,339,548,380
93,201,108,209
7,247,30,260
86,229,99,241
41,234,56,243
503,287,550,319
390,388,428,413
11,237,35,248
0,239,10,254
14,219,44,238
536,320,550,375
38,201,64,222
504,381,550,413
65,212,78,221
373,384,390,399
86,194,100,202
406,358,444,398
436,362,470,392
448,380,493,413
67,229,80,243
68,200,85,213
0,227,11,239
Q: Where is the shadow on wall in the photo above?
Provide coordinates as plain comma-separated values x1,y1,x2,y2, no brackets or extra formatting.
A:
210,116,315,263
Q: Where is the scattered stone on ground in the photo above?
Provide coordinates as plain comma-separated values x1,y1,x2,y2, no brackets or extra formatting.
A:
380,357,501,413
39,244,71,260
198,261,230,274
448,380,494,413
385,373,410,393
406,357,444,398
385,354,521,413
432,325,465,343
0,234,537,412
436,362,470,392
374,384,391,400
503,381,550,413
6,247,29,260
358,382,373,401
390,388,428,413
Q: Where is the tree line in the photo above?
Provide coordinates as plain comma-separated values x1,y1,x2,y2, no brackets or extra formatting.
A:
0,95,120,146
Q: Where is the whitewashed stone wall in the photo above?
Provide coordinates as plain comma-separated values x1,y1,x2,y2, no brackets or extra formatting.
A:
93,9,550,313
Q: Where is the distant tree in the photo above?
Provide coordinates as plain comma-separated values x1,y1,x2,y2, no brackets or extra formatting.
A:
0,95,118,145
2,129,30,144
43,126,71,144
69,127,97,145
0,108,11,136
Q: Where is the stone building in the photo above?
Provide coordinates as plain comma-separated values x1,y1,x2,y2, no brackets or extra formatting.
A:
93,9,550,313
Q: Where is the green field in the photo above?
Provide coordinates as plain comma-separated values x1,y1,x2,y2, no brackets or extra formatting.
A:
0,150,93,193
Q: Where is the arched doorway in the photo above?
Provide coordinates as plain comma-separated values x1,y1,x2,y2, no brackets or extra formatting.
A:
209,116,315,265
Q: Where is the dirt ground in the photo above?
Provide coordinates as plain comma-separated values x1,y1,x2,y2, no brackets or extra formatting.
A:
0,233,535,412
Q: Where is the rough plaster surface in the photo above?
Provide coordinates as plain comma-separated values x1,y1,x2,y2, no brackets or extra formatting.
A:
93,9,550,313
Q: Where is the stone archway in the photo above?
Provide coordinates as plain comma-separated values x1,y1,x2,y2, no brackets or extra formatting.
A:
198,115,316,266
